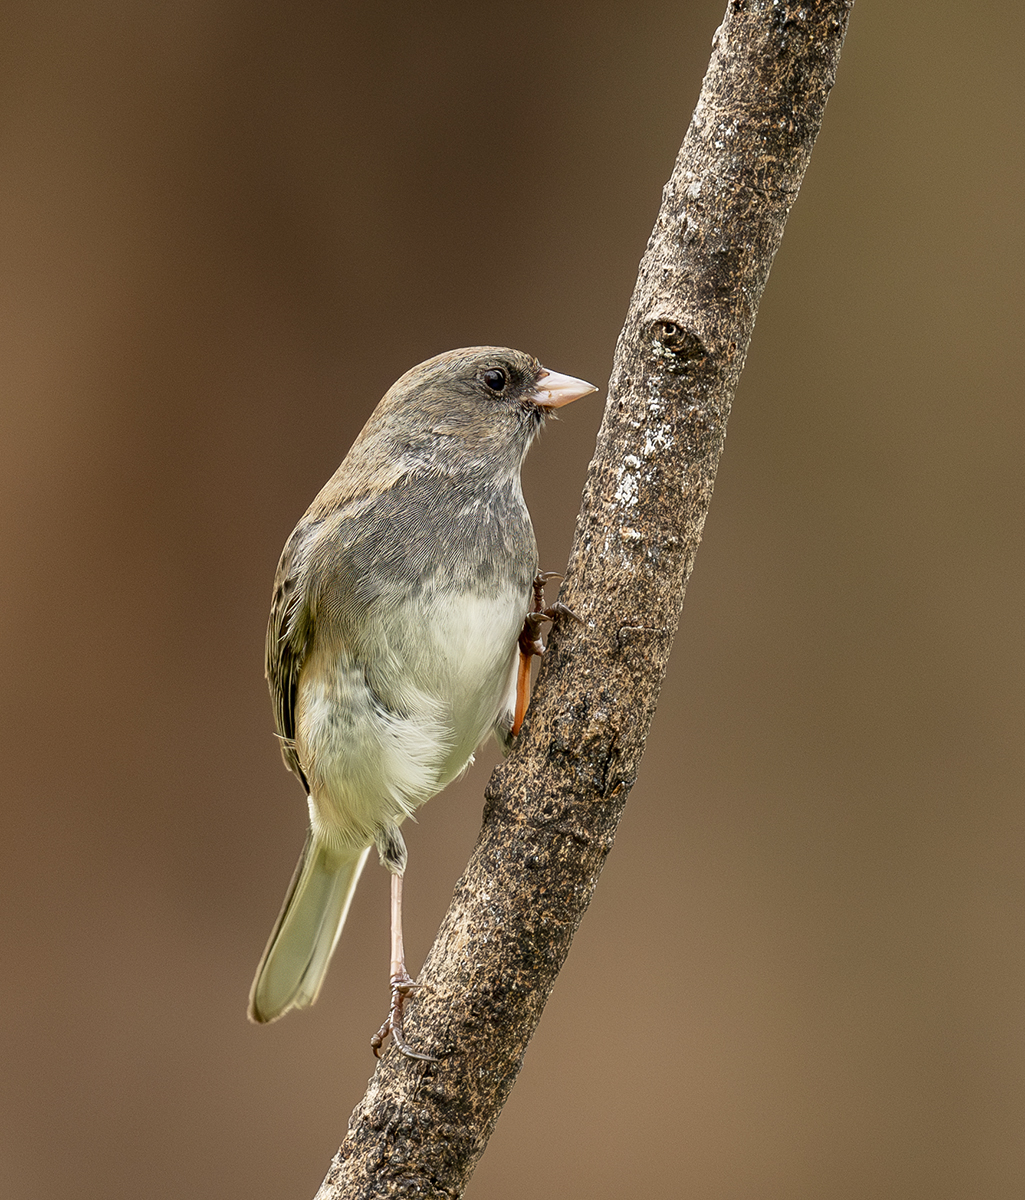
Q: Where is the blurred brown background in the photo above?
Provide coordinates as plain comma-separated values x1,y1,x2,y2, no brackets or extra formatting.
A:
2,1,1022,1197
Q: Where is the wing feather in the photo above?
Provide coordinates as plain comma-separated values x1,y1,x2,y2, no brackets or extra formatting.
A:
265,524,318,790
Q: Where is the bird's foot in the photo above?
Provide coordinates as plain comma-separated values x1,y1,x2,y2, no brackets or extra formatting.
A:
518,572,581,658
370,971,437,1062
511,573,583,737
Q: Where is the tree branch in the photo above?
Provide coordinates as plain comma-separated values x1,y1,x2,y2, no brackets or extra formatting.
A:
315,2,854,1195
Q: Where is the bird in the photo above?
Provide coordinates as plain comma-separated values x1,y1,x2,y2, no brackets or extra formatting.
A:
248,346,597,1056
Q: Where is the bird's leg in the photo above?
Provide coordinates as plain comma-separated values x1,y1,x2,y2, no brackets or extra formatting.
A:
512,572,582,735
370,871,437,1061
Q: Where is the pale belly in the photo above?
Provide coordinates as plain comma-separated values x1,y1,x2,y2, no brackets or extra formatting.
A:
294,583,525,856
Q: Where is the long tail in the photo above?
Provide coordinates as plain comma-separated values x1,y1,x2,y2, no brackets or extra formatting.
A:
248,834,370,1023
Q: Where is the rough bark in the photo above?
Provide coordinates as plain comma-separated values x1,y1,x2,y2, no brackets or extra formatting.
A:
315,2,854,1196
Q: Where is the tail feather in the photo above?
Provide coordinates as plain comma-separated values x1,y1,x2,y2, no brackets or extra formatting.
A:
248,835,370,1023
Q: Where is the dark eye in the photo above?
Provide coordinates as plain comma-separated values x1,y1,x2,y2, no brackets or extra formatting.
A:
482,368,507,391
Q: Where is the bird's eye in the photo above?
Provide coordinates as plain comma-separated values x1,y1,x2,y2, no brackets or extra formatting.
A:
482,368,507,391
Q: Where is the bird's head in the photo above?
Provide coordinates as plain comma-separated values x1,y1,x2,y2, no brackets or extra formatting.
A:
369,346,597,479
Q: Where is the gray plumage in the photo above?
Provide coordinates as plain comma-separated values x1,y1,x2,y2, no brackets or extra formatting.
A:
249,346,595,1025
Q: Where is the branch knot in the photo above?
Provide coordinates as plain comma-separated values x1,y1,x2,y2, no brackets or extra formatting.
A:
648,318,707,367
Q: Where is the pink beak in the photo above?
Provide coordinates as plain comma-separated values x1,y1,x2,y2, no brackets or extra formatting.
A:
532,367,598,409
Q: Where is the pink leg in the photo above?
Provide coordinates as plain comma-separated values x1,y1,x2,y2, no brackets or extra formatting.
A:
370,872,436,1061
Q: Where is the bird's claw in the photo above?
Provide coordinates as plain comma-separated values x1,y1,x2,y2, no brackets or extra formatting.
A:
371,972,437,1062
518,573,580,659
546,600,582,625
518,611,547,658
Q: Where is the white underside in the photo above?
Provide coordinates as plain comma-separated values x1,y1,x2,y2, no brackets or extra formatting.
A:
295,585,524,858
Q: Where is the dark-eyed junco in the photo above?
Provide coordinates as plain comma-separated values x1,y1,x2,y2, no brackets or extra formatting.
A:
248,346,596,1056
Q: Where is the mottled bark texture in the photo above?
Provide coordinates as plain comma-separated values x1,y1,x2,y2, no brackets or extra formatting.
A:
315,2,853,1196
